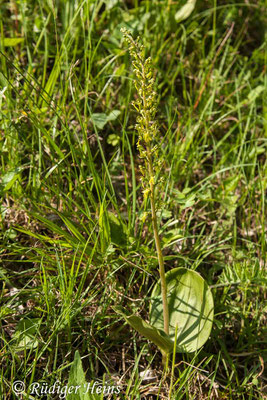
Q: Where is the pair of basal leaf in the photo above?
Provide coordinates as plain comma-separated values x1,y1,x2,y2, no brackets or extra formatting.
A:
115,268,214,354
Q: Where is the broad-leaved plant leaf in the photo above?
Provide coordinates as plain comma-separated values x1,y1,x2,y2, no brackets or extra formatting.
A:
113,306,173,354
150,268,214,353
175,0,197,23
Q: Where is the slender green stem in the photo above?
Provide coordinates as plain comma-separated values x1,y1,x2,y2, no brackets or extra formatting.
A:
169,324,178,399
148,157,169,337
163,351,170,377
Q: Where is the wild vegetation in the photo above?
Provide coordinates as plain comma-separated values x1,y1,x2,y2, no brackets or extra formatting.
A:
0,0,266,399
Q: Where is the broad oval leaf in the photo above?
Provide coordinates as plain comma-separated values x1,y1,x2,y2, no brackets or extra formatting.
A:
107,211,127,247
113,306,173,354
67,351,91,400
175,0,197,23
2,38,24,47
150,268,214,353
91,110,120,130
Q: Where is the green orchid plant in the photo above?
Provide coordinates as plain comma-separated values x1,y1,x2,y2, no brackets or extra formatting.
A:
115,29,214,366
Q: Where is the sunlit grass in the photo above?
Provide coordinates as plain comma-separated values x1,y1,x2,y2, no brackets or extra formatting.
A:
0,0,266,399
